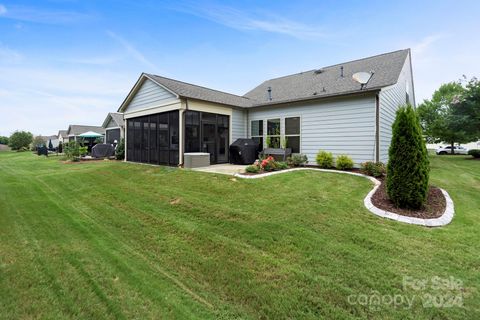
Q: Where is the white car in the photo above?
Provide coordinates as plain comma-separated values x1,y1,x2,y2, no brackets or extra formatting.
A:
435,146,469,155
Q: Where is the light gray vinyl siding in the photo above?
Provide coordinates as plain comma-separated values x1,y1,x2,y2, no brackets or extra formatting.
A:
124,78,177,112
248,95,377,166
378,54,414,163
232,109,247,142
106,118,117,128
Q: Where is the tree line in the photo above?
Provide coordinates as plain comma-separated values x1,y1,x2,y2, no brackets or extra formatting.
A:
417,77,480,152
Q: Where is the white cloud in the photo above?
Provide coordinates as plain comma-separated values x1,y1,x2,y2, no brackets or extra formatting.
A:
0,65,136,136
407,33,480,102
0,4,7,15
173,3,327,39
0,44,22,63
106,30,158,70
62,55,124,66
0,4,92,24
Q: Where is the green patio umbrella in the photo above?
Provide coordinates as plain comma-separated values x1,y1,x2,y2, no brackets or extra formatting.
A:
77,131,103,138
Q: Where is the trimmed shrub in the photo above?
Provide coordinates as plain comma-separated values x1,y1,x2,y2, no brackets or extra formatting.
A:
316,150,333,168
336,155,354,170
287,154,308,167
468,149,480,158
361,161,386,177
277,161,289,170
245,165,260,173
387,105,430,209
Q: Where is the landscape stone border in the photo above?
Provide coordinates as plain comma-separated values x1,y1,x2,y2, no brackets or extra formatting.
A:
234,168,454,227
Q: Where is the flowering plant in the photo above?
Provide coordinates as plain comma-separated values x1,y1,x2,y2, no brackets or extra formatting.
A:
261,156,277,171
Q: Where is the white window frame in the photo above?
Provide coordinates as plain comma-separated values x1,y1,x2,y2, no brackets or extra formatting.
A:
266,118,281,148
284,116,301,153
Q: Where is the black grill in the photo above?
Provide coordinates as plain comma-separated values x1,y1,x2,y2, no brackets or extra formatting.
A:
92,144,115,158
229,139,258,165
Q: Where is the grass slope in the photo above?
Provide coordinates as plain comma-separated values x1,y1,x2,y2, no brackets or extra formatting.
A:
0,152,478,319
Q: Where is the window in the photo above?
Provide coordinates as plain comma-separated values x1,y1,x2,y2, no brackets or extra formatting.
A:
285,117,300,153
267,118,281,148
251,120,263,151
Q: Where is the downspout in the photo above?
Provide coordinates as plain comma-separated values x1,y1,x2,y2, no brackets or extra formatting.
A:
124,118,127,162
179,98,188,167
375,93,380,163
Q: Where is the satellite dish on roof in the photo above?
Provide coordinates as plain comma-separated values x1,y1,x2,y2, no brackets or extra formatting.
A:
352,71,374,89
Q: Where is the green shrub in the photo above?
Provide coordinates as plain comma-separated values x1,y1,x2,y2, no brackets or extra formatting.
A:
360,161,385,177
245,165,260,173
336,155,354,170
287,154,308,167
64,141,80,161
8,131,33,150
277,161,289,170
0,136,9,145
115,138,125,160
79,146,88,156
468,149,480,158
316,150,333,168
387,105,430,209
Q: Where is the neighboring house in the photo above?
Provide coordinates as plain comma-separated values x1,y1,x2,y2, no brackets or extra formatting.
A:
66,125,106,142
38,135,59,149
118,49,415,166
102,112,125,144
57,130,68,144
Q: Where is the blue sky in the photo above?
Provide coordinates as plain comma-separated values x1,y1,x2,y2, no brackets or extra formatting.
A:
0,0,479,136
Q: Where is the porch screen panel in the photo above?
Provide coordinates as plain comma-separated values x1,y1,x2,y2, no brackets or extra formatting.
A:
127,121,134,160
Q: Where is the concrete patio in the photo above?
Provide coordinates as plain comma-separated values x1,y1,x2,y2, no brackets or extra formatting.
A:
191,163,248,175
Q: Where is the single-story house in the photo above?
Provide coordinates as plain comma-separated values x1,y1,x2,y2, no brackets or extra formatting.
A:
118,49,415,166
38,135,59,149
102,112,125,144
57,130,68,144
66,125,106,142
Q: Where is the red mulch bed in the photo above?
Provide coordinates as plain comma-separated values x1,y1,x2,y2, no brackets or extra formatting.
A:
371,178,446,219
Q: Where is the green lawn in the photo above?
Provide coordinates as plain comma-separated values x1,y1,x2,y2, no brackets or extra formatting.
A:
0,152,478,319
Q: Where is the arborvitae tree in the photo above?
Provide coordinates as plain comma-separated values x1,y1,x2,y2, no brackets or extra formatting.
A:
387,105,430,209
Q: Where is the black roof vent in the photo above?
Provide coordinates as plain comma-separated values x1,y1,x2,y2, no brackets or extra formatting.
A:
340,66,344,77
314,69,324,74
267,86,272,101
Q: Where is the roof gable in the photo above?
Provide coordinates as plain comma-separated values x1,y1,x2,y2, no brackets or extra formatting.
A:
118,76,179,113
67,125,105,136
102,112,124,128
146,74,253,108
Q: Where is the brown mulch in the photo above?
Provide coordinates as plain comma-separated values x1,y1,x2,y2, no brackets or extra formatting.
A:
371,178,446,219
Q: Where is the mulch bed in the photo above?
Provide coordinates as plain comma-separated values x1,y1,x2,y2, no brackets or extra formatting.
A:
371,178,446,219
238,166,362,176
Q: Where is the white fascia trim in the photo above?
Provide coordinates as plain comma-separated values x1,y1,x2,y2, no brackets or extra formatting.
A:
123,100,182,119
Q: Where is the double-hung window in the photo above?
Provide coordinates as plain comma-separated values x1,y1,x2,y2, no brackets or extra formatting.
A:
251,120,263,151
285,117,300,153
267,118,281,148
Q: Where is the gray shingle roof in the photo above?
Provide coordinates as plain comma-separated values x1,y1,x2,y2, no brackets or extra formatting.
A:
146,74,253,108
103,112,124,128
67,125,105,136
58,130,68,138
137,49,409,109
244,49,410,106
